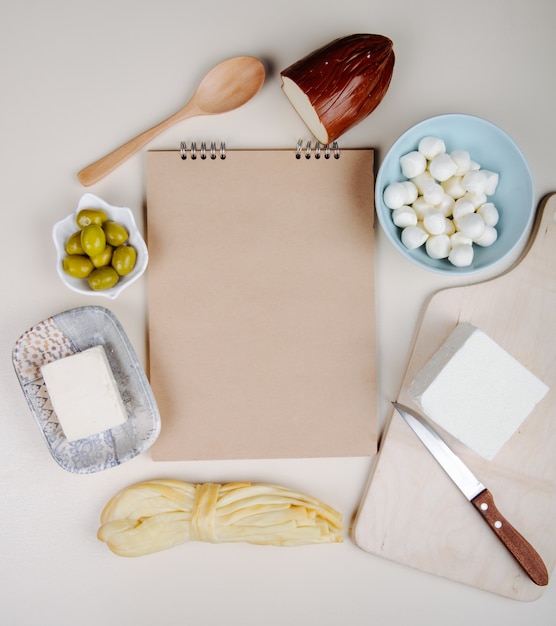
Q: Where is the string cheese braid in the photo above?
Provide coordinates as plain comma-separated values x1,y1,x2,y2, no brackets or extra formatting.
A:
97,479,343,557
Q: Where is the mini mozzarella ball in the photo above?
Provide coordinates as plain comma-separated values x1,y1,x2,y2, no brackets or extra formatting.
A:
465,190,487,209
474,224,498,247
449,244,474,267
418,136,446,160
429,153,458,182
450,231,473,247
401,180,418,204
441,175,466,199
452,197,476,220
412,196,434,219
477,202,499,226
423,210,447,235
423,181,445,206
426,234,451,259
443,217,456,236
411,171,435,194
401,225,429,249
463,170,489,195
438,192,455,217
392,206,418,228
450,150,471,176
469,160,481,171
483,170,499,196
400,151,427,179
384,182,408,209
455,212,486,239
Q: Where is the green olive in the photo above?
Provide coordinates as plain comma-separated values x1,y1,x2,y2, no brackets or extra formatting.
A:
88,266,119,291
81,224,106,257
63,254,94,278
112,245,137,276
103,221,129,247
90,244,113,268
65,230,85,255
76,208,107,228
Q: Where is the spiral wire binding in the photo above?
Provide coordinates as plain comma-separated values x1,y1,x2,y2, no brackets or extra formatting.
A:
178,141,340,160
180,141,226,160
295,140,340,159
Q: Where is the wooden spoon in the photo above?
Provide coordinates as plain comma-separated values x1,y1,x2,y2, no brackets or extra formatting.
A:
77,56,265,186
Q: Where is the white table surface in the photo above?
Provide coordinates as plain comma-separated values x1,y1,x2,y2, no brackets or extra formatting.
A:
2,1,555,624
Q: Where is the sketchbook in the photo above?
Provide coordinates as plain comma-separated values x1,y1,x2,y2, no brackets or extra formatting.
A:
146,142,376,460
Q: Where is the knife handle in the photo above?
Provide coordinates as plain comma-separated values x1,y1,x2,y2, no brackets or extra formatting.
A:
471,489,549,586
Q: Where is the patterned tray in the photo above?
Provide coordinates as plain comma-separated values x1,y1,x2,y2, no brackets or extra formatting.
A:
12,306,160,473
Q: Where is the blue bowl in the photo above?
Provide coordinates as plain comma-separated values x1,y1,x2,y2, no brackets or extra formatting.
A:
375,114,535,275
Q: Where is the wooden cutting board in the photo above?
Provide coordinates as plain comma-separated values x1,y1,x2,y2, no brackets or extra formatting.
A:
353,193,556,601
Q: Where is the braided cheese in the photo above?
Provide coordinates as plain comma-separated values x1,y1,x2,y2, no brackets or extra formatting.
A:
97,479,343,557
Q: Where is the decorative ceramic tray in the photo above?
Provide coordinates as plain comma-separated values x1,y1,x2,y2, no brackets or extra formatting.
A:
12,305,160,473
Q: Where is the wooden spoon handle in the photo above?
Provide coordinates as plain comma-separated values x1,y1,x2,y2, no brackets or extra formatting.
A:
471,489,549,586
77,105,200,186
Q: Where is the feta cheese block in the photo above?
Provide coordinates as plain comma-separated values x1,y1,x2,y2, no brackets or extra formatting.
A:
40,345,127,442
408,322,549,459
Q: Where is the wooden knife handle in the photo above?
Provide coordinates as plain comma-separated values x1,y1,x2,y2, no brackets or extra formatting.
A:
471,489,549,586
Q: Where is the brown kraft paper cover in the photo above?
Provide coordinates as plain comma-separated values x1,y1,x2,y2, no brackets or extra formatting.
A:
146,147,376,460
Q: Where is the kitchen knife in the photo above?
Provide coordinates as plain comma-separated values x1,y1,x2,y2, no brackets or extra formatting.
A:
392,402,549,586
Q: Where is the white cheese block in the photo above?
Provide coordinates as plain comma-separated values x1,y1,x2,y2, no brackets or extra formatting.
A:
408,322,549,459
41,345,127,442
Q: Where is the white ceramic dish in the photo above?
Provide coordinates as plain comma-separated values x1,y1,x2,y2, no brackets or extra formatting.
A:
52,193,148,298
12,306,160,473
375,114,535,275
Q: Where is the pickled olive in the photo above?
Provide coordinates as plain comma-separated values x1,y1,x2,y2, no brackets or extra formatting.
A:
81,224,106,257
103,221,129,247
90,244,113,268
112,245,137,276
76,208,107,228
63,254,94,278
88,266,119,291
65,230,85,255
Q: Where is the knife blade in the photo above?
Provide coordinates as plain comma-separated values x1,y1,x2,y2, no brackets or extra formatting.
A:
392,401,549,587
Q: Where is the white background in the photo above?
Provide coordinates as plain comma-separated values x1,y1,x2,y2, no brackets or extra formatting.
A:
1,1,555,624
